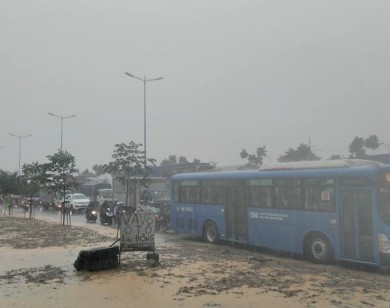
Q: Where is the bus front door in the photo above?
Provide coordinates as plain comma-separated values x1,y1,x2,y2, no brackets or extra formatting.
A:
340,189,374,262
225,182,248,241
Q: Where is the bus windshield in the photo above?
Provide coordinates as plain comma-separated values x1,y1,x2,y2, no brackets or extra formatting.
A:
378,172,390,225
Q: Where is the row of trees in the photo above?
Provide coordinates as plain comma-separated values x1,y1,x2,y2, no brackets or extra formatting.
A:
0,141,154,224
160,155,201,165
240,135,384,169
0,151,78,204
1,134,384,211
0,151,78,221
349,135,382,157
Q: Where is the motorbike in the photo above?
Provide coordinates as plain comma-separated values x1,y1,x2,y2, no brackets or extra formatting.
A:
155,203,170,232
100,204,114,225
155,213,170,232
137,203,170,232
86,206,97,223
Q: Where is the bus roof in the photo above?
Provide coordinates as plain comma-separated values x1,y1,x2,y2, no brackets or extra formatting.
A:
171,159,384,181
259,159,383,171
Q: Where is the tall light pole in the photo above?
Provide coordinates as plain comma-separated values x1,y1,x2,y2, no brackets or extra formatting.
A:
125,72,163,166
48,113,76,151
9,133,32,176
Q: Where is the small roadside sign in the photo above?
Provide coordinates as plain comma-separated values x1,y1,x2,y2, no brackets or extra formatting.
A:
120,212,155,252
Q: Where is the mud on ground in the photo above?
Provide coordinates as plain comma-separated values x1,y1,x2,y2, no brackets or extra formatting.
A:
1,215,390,307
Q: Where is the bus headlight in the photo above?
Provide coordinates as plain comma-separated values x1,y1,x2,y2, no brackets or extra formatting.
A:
378,233,390,254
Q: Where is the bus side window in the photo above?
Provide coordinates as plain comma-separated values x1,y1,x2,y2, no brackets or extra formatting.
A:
249,192,257,207
179,187,189,203
201,186,211,204
275,187,288,209
200,181,225,205
249,186,272,208
290,189,302,210
189,186,201,203
262,187,273,208
273,178,301,210
304,184,335,212
305,187,319,211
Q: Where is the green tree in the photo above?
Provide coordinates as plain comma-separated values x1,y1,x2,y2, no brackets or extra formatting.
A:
348,137,366,158
0,169,21,197
45,150,78,193
105,141,155,210
365,135,382,154
240,146,267,169
161,155,178,165
178,156,189,164
76,168,95,187
21,162,46,219
23,150,78,224
92,164,107,176
278,143,320,162
0,169,23,214
79,168,94,177
160,155,202,166
47,150,78,225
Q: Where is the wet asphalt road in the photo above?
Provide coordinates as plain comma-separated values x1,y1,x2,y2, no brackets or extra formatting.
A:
27,208,103,227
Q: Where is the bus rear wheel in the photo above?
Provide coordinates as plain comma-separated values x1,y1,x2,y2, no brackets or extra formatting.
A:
203,221,219,244
305,234,334,264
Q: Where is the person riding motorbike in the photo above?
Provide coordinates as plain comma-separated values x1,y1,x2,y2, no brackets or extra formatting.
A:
159,202,170,231
100,200,114,225
86,202,97,222
113,202,124,226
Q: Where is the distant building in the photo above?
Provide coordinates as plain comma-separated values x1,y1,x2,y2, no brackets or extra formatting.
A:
150,162,215,179
362,154,390,164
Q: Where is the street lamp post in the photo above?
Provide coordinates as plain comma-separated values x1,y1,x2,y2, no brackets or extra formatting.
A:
125,72,163,166
9,133,32,176
48,113,76,151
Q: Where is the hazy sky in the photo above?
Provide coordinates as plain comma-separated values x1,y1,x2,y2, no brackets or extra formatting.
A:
1,0,389,173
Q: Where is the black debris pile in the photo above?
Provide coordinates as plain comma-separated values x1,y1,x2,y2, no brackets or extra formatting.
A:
74,246,119,271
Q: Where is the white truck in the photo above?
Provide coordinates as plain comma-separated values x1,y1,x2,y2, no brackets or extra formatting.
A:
80,182,113,206
96,188,114,205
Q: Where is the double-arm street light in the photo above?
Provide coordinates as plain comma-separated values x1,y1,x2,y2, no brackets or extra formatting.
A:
9,133,32,176
125,72,163,166
48,113,76,151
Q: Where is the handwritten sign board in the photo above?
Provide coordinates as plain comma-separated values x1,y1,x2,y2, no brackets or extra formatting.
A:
120,212,155,252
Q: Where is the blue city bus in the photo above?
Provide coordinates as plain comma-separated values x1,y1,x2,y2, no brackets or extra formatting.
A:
170,160,390,268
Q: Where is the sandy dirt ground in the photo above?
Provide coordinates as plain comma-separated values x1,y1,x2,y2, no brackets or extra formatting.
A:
1,211,390,308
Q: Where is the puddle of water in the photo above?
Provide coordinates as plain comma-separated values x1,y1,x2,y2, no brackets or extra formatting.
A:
0,247,76,270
